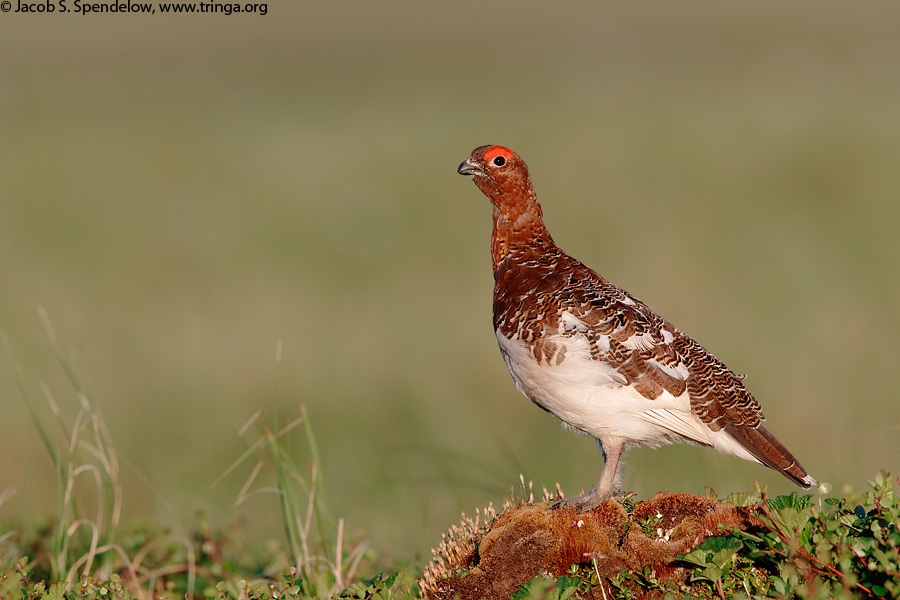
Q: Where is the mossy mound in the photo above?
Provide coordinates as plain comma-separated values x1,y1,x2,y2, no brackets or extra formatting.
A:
420,492,757,600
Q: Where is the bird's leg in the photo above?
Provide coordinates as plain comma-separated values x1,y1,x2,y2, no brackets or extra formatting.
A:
553,442,626,511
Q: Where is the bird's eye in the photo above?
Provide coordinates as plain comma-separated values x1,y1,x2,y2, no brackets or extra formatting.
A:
492,156,506,167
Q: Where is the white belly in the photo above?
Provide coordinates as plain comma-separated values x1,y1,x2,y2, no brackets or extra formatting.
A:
495,329,719,449
495,329,762,463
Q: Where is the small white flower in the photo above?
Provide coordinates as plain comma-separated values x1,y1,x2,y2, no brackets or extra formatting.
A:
655,527,673,542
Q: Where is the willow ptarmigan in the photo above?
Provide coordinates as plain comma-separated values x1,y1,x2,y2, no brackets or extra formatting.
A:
458,144,816,511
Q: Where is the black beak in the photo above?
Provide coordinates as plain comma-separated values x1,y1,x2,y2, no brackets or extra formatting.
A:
458,158,484,177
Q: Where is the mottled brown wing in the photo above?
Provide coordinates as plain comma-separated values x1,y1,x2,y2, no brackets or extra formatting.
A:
560,286,687,401
576,279,813,487
675,334,765,431
560,265,767,428
497,248,768,432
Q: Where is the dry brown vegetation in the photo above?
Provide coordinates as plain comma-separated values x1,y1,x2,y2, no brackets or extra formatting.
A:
421,493,758,600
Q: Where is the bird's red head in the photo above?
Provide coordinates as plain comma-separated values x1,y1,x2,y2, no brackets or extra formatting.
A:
458,145,549,267
457,145,535,211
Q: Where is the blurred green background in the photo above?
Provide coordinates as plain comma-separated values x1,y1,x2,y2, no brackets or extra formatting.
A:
2,1,899,567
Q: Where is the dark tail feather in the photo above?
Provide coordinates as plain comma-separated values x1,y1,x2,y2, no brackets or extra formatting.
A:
724,423,816,489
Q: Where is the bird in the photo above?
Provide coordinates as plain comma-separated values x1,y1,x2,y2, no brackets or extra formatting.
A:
458,144,816,511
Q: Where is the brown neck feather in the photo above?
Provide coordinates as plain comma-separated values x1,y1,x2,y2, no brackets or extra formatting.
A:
470,159,555,273
490,199,554,273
